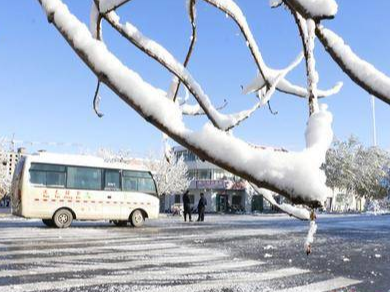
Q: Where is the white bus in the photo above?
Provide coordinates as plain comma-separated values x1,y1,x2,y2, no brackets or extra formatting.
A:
11,152,159,228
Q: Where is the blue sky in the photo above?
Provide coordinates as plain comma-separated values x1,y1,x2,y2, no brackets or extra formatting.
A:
0,0,389,156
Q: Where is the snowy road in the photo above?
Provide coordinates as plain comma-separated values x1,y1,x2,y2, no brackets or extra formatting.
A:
0,213,388,292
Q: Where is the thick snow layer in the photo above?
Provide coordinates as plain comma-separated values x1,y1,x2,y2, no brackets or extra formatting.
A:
291,0,338,19
188,104,333,203
305,104,333,155
317,26,390,105
40,0,333,205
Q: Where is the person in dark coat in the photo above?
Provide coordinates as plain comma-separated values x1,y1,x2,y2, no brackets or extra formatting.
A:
182,190,192,222
197,193,207,222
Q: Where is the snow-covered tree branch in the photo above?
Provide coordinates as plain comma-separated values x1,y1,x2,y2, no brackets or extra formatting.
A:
281,0,390,105
316,25,390,106
36,0,339,210
36,0,390,219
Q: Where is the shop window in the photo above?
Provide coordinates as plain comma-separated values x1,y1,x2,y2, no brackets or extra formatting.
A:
232,195,242,205
174,194,181,203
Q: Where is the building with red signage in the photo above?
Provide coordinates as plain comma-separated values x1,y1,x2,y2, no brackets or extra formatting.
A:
163,147,278,213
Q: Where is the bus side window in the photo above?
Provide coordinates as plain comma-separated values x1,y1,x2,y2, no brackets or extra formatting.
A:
104,170,120,191
138,178,157,194
122,177,137,192
67,166,102,190
30,163,66,187
30,171,46,186
122,170,157,194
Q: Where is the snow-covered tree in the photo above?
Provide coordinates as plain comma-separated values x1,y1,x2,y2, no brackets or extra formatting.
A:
96,148,133,164
323,136,390,201
148,154,191,196
354,146,390,200
322,136,360,193
95,147,191,196
35,0,390,229
0,139,12,200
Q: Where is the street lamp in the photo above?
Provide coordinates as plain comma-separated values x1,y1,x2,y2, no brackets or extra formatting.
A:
370,95,377,147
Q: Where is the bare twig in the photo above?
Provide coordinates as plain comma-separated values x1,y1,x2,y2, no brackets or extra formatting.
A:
171,0,197,102
267,101,278,115
93,80,104,118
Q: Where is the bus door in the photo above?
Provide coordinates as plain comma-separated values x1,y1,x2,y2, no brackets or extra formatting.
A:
102,169,123,220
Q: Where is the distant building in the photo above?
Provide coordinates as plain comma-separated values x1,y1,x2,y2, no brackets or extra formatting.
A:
0,147,25,180
163,147,281,213
327,189,366,212
0,148,25,205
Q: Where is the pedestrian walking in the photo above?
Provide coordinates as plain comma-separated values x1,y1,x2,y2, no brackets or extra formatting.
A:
182,190,192,222
197,192,207,222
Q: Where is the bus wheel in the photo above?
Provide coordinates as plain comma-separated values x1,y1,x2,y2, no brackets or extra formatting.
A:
42,219,54,227
112,220,127,227
53,209,73,228
130,210,144,227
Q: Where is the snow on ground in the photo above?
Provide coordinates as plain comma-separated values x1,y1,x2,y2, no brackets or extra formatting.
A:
0,213,373,292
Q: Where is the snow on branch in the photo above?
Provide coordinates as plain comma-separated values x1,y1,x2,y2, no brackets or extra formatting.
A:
200,52,302,131
204,0,325,99
38,0,333,208
284,0,338,21
98,0,130,14
104,11,287,131
251,184,310,220
270,0,283,9
303,18,319,115
90,1,102,40
292,9,320,115
202,0,271,86
104,12,248,131
226,52,304,130
316,25,390,106
181,99,228,116
243,72,342,98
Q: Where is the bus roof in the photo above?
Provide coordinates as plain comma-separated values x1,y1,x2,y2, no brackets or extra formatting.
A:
25,152,150,172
